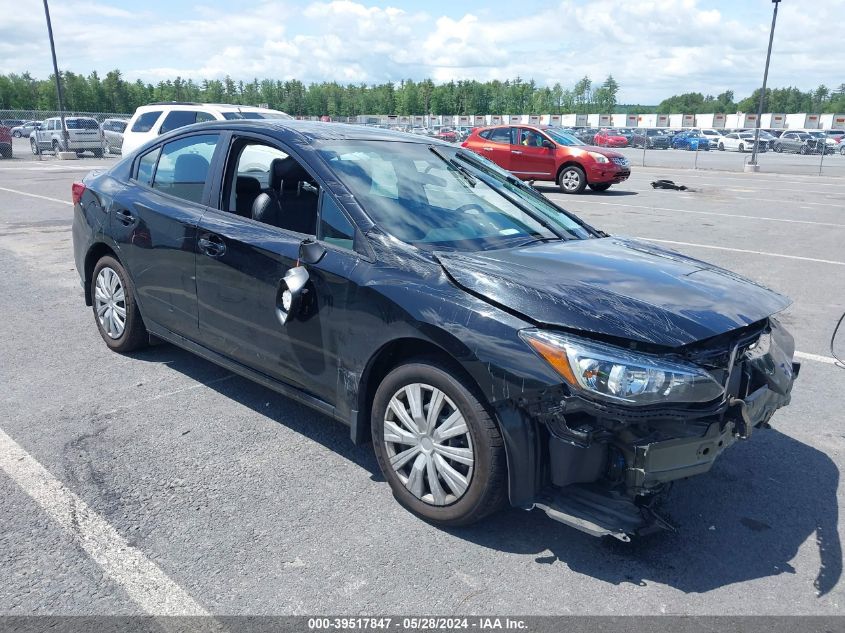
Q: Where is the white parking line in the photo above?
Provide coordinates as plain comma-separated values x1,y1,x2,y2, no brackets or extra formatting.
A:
794,351,843,366
637,238,845,266
0,427,210,616
0,186,72,206
574,200,845,228
631,165,845,188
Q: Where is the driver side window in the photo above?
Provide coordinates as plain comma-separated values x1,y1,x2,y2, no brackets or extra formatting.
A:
223,138,320,236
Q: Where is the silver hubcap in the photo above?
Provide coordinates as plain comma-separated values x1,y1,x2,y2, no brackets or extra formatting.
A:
94,267,126,339
561,170,580,191
383,383,474,506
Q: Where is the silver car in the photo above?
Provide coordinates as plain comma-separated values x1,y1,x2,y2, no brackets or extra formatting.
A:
101,118,128,154
10,121,42,138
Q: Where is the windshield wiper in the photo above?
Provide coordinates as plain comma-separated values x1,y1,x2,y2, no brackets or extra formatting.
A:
512,236,564,248
429,145,477,187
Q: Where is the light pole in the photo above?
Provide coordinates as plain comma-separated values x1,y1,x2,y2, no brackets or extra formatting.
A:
42,0,69,150
749,0,781,170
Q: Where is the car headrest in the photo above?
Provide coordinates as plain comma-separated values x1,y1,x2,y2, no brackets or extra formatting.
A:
236,175,261,195
173,153,210,183
271,157,311,192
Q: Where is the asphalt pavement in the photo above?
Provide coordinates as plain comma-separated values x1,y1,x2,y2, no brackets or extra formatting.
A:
1,137,844,616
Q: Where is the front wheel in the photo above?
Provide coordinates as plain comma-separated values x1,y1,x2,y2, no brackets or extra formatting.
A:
557,165,587,194
840,146,845,156
31,139,40,155
371,361,507,527
93,149,103,158
13,131,21,138
738,143,745,152
799,145,808,155
774,144,782,153
91,255,148,353
589,183,611,192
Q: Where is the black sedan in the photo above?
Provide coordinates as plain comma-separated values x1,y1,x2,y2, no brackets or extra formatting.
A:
71,120,798,540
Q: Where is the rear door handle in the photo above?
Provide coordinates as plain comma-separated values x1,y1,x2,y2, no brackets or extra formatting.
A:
511,150,523,155
482,146,493,151
198,234,226,257
115,209,135,225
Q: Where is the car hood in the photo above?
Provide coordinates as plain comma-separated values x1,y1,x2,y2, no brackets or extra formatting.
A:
575,145,625,159
435,237,790,348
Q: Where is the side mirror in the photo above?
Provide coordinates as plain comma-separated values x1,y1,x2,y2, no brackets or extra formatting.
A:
542,139,555,149
299,238,326,265
276,265,310,325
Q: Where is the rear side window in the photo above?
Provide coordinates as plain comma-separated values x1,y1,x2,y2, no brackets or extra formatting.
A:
152,134,219,204
136,147,161,186
113,121,127,133
131,111,162,133
487,127,513,144
159,110,201,134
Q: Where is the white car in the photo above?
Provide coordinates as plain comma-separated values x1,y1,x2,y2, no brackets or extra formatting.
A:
697,128,724,146
122,103,291,155
716,132,768,153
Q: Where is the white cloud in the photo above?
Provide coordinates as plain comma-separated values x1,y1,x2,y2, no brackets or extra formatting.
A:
0,0,842,104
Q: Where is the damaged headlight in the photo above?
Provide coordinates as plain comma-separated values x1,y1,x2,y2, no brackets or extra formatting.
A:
520,329,724,406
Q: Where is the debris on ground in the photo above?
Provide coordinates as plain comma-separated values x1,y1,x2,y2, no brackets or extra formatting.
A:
651,179,689,191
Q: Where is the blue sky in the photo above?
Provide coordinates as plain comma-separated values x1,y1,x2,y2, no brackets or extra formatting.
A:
1,0,841,104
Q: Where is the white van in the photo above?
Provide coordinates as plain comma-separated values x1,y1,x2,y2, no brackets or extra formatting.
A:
122,103,291,155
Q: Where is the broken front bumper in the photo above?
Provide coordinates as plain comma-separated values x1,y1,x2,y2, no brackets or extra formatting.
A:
534,320,799,539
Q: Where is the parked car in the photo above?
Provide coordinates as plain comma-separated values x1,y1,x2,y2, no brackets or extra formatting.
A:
804,130,836,154
10,120,42,137
773,131,819,154
717,132,768,153
575,127,599,144
434,127,457,142
0,118,25,128
30,116,104,157
631,128,670,149
593,128,629,147
0,125,12,158
462,124,630,193
101,118,128,154
824,129,844,143
122,102,291,154
697,128,724,146
671,130,710,151
72,119,798,540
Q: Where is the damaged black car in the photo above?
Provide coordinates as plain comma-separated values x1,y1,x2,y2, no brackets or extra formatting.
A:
72,120,799,540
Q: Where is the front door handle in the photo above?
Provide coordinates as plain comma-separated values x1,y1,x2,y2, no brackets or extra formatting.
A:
198,234,226,257
482,146,493,151
511,150,523,155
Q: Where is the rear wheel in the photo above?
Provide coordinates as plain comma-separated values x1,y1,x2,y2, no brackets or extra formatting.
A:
91,255,148,353
589,183,611,192
13,131,21,138
371,361,507,527
52,140,61,154
840,146,845,156
93,149,103,158
557,165,587,194
738,143,745,152
31,139,40,155
799,145,808,155
774,143,782,153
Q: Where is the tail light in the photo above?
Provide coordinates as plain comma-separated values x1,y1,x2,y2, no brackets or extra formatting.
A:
71,182,86,205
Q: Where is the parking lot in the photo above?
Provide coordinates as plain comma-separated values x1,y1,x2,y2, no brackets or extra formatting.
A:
1,135,844,616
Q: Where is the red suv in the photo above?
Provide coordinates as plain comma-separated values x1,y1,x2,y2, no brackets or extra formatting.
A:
461,125,630,193
594,128,629,147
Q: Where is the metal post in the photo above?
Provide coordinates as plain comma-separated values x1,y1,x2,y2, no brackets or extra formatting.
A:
641,130,647,167
42,0,69,152
819,134,827,176
749,0,780,169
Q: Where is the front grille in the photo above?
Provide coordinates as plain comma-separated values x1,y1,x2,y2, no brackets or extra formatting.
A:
611,157,629,167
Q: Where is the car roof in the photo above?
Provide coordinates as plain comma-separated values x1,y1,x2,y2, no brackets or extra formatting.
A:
157,119,453,145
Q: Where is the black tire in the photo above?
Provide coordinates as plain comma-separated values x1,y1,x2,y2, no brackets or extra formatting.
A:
774,143,782,153
31,139,40,155
738,143,745,152
589,183,611,192
91,255,148,353
371,361,507,527
93,149,103,158
52,140,61,154
557,165,587,194
840,146,845,156
799,145,808,155
13,131,21,138
0,146,10,159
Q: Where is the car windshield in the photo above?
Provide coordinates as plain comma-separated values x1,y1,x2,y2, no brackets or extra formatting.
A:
544,129,585,146
317,141,591,251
